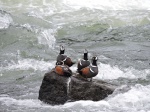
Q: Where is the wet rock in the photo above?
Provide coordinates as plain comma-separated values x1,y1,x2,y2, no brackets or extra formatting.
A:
38,70,69,105
69,76,115,101
38,70,116,105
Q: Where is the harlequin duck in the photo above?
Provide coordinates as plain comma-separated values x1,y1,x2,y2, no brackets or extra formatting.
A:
56,45,75,67
54,61,72,77
78,56,98,81
77,49,90,72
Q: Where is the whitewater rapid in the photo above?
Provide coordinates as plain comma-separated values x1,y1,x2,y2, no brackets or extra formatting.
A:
0,0,150,112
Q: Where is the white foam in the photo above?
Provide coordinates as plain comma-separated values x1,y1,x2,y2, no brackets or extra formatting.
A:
107,84,150,111
63,0,150,10
0,11,13,29
0,96,50,108
17,24,56,48
63,100,110,108
94,63,150,80
27,7,55,18
20,23,38,33
58,84,150,111
0,59,55,72
1,85,150,111
1,0,150,13
37,29,56,48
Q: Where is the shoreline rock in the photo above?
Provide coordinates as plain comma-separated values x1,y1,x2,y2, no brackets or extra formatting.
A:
38,70,117,105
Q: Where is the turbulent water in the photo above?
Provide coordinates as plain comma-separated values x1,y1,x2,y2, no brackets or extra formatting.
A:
0,0,150,112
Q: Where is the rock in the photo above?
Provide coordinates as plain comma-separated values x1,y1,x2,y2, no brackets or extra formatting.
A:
38,70,69,105
38,70,116,105
69,76,115,101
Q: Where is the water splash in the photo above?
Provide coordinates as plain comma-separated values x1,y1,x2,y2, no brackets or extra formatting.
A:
107,84,150,111
57,84,150,112
0,59,55,72
15,24,56,48
94,63,150,80
1,84,150,111
63,0,150,10
0,10,13,29
19,23,39,33
2,0,150,10
0,96,48,108
37,29,56,48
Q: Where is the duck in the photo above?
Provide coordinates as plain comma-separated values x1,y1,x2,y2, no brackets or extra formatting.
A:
78,56,98,81
56,45,75,67
54,61,72,77
77,49,90,72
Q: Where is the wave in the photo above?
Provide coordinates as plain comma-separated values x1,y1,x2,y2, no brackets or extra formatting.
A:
56,84,150,111
94,63,150,80
107,84,150,111
63,0,150,10
0,59,55,72
0,10,13,29
1,84,150,111
37,29,56,48
1,0,150,29
1,0,150,10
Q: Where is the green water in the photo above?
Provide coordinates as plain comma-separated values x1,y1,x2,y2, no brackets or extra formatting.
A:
0,0,150,112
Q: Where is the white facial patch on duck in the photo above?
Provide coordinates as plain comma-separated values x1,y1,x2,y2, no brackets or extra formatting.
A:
91,64,97,67
62,57,67,62
90,68,94,73
95,56,98,60
60,46,65,50
79,61,82,66
64,67,68,71
79,59,88,66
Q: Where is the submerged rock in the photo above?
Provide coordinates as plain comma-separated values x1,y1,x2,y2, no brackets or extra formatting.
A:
38,70,116,105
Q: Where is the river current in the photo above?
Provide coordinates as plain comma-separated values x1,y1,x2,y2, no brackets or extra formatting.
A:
0,0,150,112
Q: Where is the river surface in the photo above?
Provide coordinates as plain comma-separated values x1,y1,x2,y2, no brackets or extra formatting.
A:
0,0,150,112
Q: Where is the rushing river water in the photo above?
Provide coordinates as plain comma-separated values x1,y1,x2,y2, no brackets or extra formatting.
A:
0,0,150,112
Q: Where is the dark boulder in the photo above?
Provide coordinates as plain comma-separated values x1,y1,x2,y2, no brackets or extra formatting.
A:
38,70,116,105
38,70,69,105
69,76,115,101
